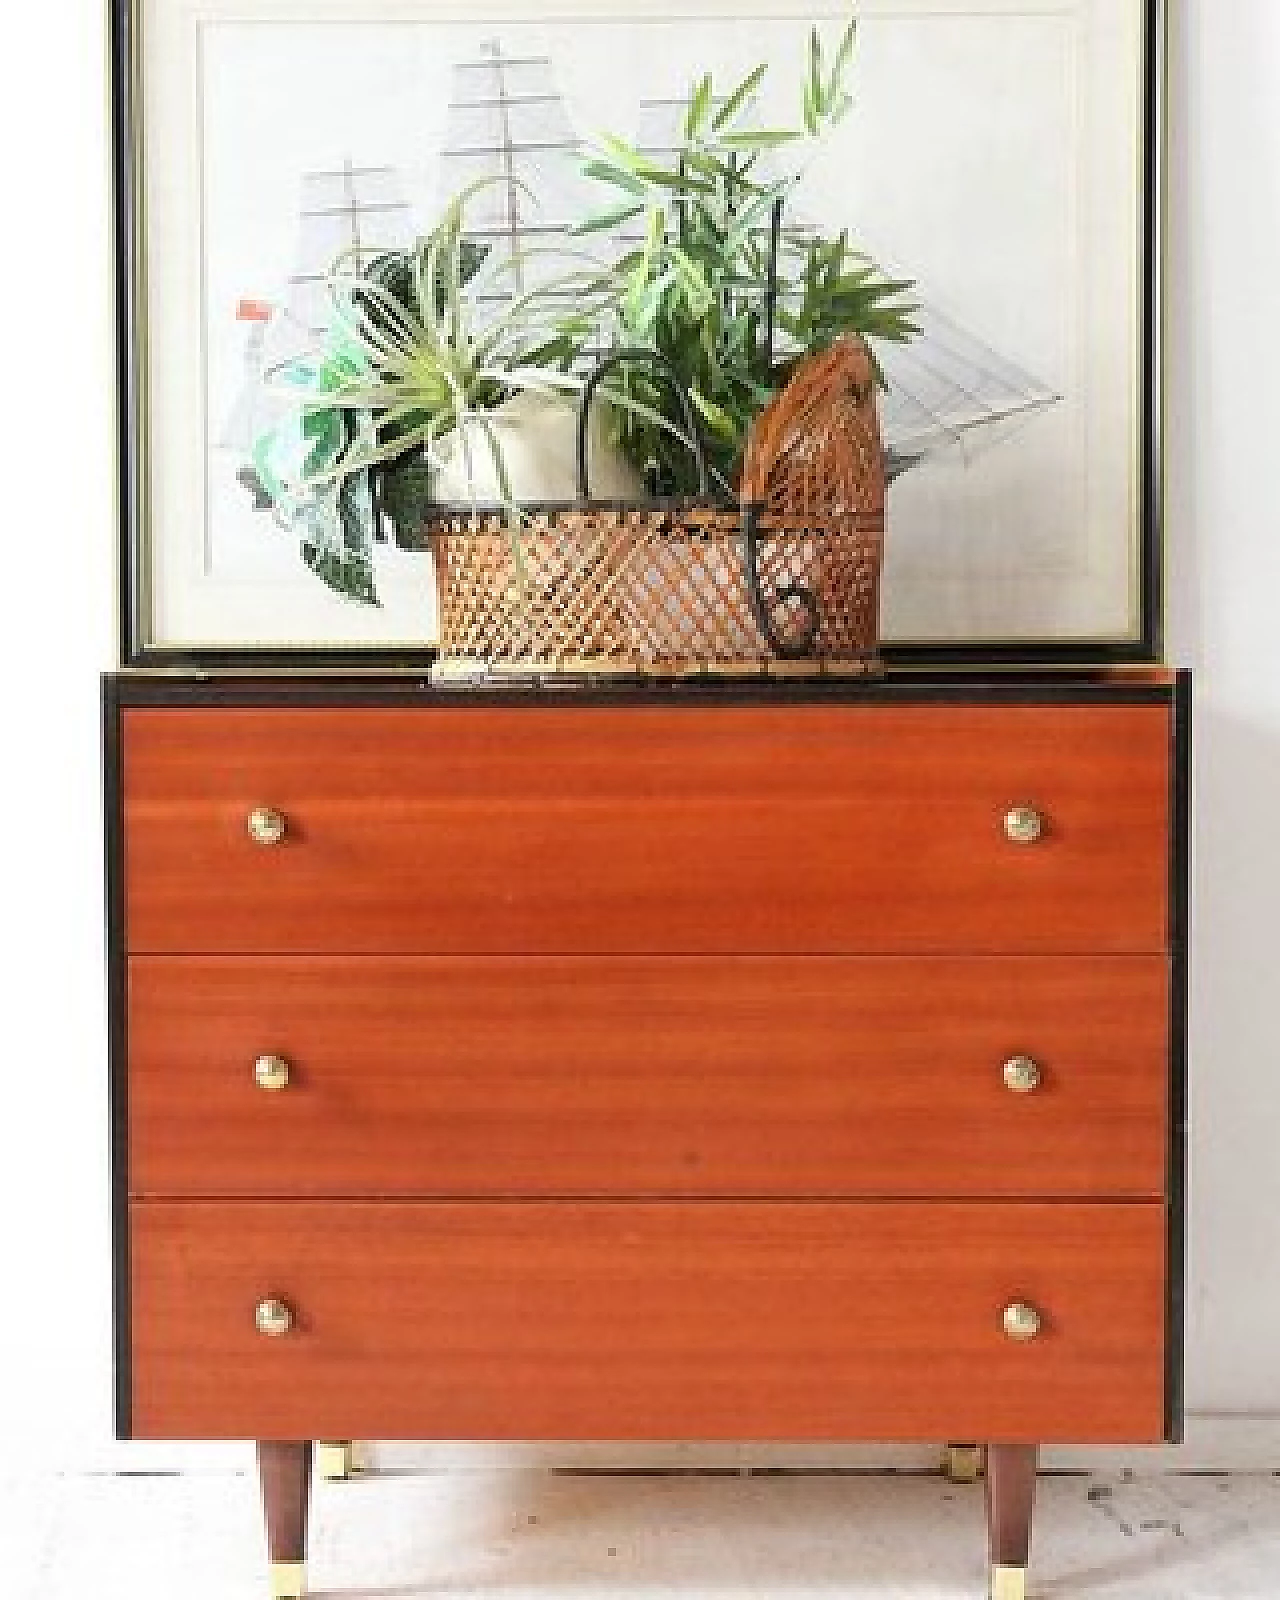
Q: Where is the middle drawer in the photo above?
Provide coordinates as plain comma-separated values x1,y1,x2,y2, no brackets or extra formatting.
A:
128,956,1168,1199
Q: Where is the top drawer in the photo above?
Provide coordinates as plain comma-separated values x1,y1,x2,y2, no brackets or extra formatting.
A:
121,704,1171,954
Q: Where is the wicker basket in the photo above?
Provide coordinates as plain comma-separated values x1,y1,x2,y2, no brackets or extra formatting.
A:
418,342,885,678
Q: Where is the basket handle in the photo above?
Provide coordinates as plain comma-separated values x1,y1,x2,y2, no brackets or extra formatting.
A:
576,347,710,501
742,503,822,660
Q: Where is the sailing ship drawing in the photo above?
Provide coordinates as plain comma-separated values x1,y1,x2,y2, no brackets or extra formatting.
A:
220,36,1060,556
221,161,415,498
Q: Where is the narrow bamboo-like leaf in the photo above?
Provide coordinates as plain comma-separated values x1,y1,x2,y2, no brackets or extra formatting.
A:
679,149,726,180
808,26,825,118
689,384,739,440
598,388,701,456
803,82,821,137
720,129,804,150
669,244,712,311
685,72,713,139
634,162,717,193
832,15,858,85
712,62,768,130
597,130,649,172
581,159,647,196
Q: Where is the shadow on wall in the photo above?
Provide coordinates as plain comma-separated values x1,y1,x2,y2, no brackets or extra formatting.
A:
1184,708,1280,1409
1162,3,1280,1414
1161,0,1203,666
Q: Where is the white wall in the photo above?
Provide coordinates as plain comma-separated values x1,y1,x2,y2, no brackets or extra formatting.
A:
1167,0,1280,1422
0,0,1277,1467
0,3,118,1462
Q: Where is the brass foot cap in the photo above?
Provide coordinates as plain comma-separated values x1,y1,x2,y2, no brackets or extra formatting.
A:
269,1560,306,1600
316,1440,356,1481
942,1443,983,1484
990,1563,1027,1600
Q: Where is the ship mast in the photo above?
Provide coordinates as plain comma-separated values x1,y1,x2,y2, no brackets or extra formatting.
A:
488,42,524,297
440,39,588,317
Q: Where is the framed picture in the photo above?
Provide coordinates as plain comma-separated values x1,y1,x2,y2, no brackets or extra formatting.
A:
114,0,1165,666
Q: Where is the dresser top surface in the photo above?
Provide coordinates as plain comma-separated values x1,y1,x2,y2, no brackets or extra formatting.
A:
105,665,1183,710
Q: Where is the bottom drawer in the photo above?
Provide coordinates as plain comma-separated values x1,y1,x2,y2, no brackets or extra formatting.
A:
129,1201,1168,1442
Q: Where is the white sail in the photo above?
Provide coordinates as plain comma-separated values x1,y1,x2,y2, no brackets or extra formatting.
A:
220,159,415,459
219,312,268,454
261,160,416,375
874,304,1060,481
440,39,594,310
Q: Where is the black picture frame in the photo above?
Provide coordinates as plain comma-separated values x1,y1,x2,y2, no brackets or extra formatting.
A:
112,0,1166,671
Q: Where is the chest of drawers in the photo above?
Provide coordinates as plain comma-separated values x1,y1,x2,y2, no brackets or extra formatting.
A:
104,670,1190,1600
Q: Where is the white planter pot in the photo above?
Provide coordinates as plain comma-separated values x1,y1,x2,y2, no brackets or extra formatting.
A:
431,391,643,506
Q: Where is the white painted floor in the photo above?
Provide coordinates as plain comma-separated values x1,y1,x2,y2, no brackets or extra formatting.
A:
4,1467,1279,1600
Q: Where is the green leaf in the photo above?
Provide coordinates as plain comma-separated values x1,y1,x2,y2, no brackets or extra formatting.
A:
712,62,768,130
581,159,646,197
598,130,649,171
830,16,857,94
669,245,713,315
642,203,667,267
624,268,677,337
634,161,717,194
689,385,739,440
679,149,726,180
570,201,645,235
808,26,824,118
720,129,804,150
802,75,820,137
685,72,713,139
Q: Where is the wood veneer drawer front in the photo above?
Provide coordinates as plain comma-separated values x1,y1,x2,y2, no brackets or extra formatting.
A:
129,1200,1168,1442
121,705,1172,954
127,955,1170,1199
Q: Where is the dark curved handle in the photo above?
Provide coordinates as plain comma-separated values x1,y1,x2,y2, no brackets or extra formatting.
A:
577,346,709,502
742,504,822,660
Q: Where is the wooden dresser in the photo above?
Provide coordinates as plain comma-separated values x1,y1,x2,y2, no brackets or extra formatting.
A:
103,669,1190,1600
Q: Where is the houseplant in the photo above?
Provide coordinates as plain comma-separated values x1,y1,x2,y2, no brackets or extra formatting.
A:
253,16,917,617
573,18,918,496
252,178,631,602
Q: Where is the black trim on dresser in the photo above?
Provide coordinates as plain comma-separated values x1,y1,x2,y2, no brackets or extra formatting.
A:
107,669,1180,711
102,676,132,1438
1166,668,1192,1440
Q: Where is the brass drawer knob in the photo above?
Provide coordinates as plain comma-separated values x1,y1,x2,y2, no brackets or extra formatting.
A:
1002,1055,1042,1095
254,1297,295,1339
1003,806,1044,845
247,806,288,846
254,1054,292,1093
1002,1301,1043,1342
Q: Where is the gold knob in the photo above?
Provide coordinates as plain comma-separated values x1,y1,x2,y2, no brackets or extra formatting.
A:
1002,1301,1042,1342
254,1297,295,1338
1003,1055,1042,1094
254,1054,291,1093
1003,806,1044,845
247,807,287,846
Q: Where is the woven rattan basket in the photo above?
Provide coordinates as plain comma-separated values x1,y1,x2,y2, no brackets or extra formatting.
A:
417,341,885,678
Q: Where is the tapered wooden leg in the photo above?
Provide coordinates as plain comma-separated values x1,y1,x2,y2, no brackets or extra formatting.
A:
984,1444,1038,1600
257,1441,313,1600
